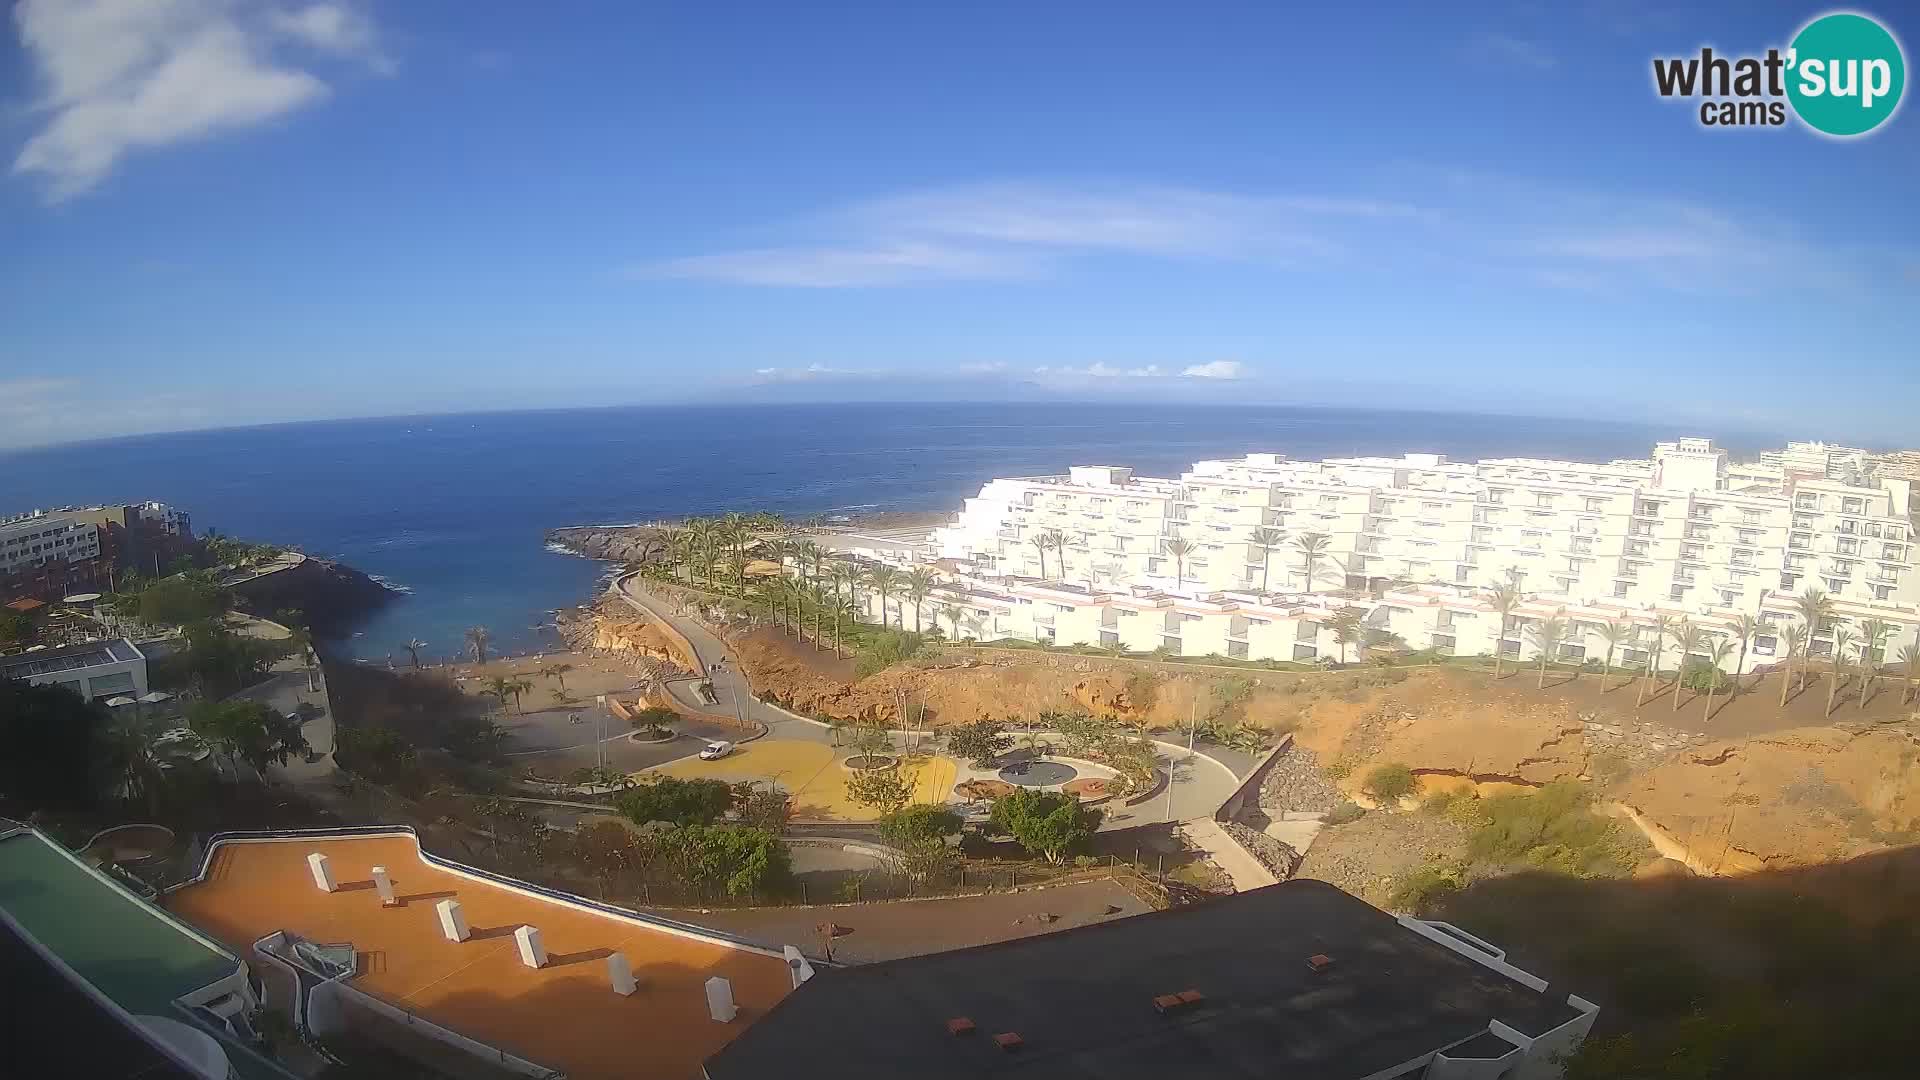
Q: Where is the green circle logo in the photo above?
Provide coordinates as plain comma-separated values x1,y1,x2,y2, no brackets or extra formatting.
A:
1787,12,1906,136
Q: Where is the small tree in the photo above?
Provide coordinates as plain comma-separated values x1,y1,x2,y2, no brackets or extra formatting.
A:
947,717,1013,768
1363,762,1417,804
988,788,1102,864
878,804,962,847
846,764,916,816
630,704,678,737
673,824,790,899
733,782,792,833
188,699,309,780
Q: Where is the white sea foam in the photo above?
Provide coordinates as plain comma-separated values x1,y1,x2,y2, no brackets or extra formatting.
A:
367,574,414,595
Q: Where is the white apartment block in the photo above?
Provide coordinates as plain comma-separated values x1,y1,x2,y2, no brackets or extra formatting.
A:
818,438,1920,674
0,512,102,576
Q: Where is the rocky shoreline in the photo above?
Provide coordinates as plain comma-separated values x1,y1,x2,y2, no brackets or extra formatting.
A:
546,525,671,564
231,555,398,639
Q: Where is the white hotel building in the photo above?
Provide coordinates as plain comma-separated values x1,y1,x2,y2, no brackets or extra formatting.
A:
825,439,1919,673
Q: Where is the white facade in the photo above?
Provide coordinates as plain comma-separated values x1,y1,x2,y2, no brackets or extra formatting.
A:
814,438,1920,673
0,638,149,701
0,512,101,575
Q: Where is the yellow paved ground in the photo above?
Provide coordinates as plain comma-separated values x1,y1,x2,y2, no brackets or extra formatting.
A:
643,739,958,821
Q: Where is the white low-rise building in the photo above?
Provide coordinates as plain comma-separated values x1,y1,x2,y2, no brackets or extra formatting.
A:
810,438,1919,673
0,638,149,702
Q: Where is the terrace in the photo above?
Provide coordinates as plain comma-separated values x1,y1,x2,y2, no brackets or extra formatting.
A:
167,831,797,1080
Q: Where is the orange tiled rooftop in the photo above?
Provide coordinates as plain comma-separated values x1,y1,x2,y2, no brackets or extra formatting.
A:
167,833,794,1080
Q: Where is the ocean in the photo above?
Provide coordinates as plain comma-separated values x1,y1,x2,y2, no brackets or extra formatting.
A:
0,402,1776,661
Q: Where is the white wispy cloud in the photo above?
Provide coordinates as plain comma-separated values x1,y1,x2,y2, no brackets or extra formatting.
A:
1034,363,1165,378
1467,32,1557,71
11,1,385,200
640,182,1419,287
1180,361,1248,379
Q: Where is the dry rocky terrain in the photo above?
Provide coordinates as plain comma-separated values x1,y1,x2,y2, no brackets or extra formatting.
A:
578,601,1920,878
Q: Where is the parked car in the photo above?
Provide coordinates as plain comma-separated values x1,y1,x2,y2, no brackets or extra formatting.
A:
699,740,735,761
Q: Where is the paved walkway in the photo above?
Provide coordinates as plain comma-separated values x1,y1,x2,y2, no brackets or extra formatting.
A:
1178,818,1279,892
229,614,338,791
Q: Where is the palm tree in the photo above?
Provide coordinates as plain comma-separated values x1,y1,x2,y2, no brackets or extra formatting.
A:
1826,628,1855,716
465,626,492,665
940,603,966,642
403,638,427,670
827,563,856,654
1730,614,1757,695
687,518,720,585
1670,620,1701,712
1597,618,1631,689
668,526,699,585
1293,533,1331,594
542,662,574,695
719,512,752,595
1028,533,1050,579
1856,618,1890,709
1487,583,1521,678
1898,642,1920,705
1701,638,1734,721
1528,615,1567,689
1793,588,1832,693
963,612,988,644
506,677,533,713
1779,624,1808,707
866,565,902,629
1638,615,1672,707
483,676,513,714
904,567,937,633
1163,537,1195,589
1246,526,1287,594
1328,607,1364,664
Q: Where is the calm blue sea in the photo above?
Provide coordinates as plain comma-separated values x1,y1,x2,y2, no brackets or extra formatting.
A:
0,403,1776,661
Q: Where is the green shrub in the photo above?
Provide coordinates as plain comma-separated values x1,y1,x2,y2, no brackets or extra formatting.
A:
1325,801,1366,825
1680,662,1733,693
878,804,962,847
988,788,1102,864
855,630,926,676
1388,864,1463,913
1363,762,1417,802
618,776,735,826
1464,781,1644,877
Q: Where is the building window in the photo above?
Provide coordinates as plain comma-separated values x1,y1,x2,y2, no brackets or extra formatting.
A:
1670,584,1687,601
1613,581,1630,598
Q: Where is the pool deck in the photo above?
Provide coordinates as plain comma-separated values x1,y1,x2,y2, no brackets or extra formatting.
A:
167,833,795,1080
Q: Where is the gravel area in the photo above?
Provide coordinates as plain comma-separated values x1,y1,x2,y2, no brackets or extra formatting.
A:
1222,821,1301,880
1291,810,1472,909
1257,744,1345,814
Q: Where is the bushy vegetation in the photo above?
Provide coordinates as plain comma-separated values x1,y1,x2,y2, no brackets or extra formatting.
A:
947,717,1013,767
1680,661,1733,694
333,726,419,791
1460,781,1645,878
570,818,791,901
327,664,505,763
617,776,736,826
854,629,926,676
1362,762,1417,802
1325,801,1366,825
0,678,117,812
165,619,295,697
188,699,310,777
629,704,677,737
845,764,916,815
878,803,962,846
987,788,1102,864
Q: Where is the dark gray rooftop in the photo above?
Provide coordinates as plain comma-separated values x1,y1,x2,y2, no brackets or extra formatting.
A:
704,879,1581,1080
0,637,143,679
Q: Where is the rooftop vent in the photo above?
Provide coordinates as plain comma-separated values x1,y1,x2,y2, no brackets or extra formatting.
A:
947,1018,976,1037
1307,953,1335,974
993,1032,1024,1052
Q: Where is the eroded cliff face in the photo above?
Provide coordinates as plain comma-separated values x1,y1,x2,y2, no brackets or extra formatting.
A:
232,557,396,639
1615,728,1920,874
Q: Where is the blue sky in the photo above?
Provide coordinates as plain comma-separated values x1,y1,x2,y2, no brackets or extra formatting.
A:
2,1,1916,450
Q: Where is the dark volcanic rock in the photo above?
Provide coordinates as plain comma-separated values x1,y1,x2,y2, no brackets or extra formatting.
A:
231,556,397,639
546,525,671,564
